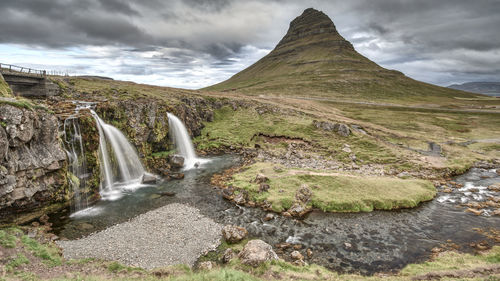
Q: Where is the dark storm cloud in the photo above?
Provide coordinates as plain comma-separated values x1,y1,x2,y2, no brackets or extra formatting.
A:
0,0,498,87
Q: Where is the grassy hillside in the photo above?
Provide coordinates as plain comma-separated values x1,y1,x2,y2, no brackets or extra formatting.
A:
204,9,496,107
0,74,13,97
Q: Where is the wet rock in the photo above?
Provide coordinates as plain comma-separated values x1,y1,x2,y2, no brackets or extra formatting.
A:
222,248,236,263
233,192,246,205
198,261,213,270
263,213,275,221
157,191,176,197
275,242,291,250
254,173,269,184
170,173,185,180
77,222,94,231
221,188,234,200
488,184,500,192
293,259,306,266
142,173,157,184
465,208,483,216
295,184,312,203
259,183,270,193
290,250,304,261
222,225,248,243
169,155,185,168
306,248,313,258
238,239,278,267
287,203,310,217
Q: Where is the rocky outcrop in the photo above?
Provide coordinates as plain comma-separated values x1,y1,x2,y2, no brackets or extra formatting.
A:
0,103,67,220
313,120,350,137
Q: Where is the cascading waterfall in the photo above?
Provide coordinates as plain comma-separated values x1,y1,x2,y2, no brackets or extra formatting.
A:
90,110,148,200
63,117,90,212
167,113,208,170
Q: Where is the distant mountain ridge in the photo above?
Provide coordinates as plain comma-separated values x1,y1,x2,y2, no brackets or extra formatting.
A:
205,8,482,104
448,82,500,96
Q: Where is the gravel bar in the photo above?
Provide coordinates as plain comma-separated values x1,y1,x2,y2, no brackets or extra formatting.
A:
57,203,223,269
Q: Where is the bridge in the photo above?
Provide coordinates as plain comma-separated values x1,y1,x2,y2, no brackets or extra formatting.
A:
0,63,59,97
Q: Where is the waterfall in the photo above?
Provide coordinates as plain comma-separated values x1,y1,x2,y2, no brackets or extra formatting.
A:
63,117,90,212
90,110,147,200
167,113,208,170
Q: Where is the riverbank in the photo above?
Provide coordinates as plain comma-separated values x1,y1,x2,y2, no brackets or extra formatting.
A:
1,222,499,280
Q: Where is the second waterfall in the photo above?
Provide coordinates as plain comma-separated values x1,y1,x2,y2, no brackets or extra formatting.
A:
167,113,208,170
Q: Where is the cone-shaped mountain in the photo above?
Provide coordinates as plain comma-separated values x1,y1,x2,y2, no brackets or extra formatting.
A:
205,8,480,103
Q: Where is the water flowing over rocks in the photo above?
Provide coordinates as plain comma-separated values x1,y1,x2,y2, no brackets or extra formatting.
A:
0,104,66,219
57,203,222,269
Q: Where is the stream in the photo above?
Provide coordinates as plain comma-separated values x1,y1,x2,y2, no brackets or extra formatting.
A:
50,155,500,275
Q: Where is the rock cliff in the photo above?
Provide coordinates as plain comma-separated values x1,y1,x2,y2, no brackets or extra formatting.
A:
0,103,67,220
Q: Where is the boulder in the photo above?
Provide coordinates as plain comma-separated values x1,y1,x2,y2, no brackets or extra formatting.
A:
233,192,246,205
142,173,157,184
222,225,248,243
313,120,350,136
259,183,270,193
238,239,278,267
287,203,310,217
222,248,236,263
295,184,312,203
306,248,313,258
290,250,304,261
337,124,351,137
263,213,275,221
254,173,269,184
170,154,185,168
198,261,213,270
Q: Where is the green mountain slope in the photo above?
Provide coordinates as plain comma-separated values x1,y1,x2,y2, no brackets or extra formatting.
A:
204,8,484,105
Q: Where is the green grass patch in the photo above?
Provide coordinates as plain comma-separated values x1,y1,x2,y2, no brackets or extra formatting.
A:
6,254,30,271
0,75,13,97
21,235,62,266
0,229,18,248
107,261,144,273
401,246,500,277
151,150,175,158
230,162,436,212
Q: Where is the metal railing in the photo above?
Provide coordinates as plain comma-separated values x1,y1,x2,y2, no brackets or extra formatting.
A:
0,63,46,77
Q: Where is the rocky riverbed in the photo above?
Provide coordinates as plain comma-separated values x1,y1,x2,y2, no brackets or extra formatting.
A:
50,156,500,274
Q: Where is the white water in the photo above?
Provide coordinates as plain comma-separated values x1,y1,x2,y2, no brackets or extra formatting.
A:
63,117,89,212
90,110,148,200
167,113,209,170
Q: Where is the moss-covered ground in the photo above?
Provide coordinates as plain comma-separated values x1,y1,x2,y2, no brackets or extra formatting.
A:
228,162,436,212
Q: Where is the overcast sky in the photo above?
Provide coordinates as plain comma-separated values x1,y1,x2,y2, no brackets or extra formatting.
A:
1,0,499,89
